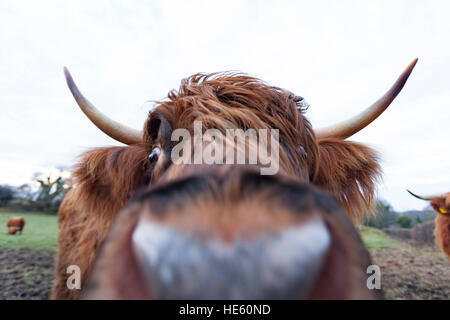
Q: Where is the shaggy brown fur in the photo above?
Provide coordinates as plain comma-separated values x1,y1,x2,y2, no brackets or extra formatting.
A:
52,72,383,299
315,139,381,221
145,73,381,219
431,193,450,261
51,146,151,299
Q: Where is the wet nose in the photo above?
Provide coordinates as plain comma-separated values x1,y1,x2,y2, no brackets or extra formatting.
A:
132,217,330,299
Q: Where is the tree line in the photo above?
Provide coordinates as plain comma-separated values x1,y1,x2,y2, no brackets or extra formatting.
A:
363,199,436,229
0,171,70,214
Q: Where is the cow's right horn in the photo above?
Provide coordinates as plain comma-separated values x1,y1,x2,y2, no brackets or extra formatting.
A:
64,67,142,145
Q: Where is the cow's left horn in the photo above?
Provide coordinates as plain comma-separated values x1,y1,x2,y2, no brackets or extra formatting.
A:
64,67,142,145
315,58,418,140
406,189,445,201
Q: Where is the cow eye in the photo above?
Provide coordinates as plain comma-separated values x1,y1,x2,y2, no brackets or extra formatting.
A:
149,147,161,164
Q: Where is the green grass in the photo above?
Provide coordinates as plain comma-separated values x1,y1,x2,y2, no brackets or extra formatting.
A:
0,212,58,251
358,225,400,249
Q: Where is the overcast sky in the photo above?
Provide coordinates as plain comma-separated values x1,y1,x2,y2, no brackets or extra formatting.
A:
0,0,449,211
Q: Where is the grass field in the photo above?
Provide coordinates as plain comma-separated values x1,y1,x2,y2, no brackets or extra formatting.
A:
0,212,58,251
358,225,400,249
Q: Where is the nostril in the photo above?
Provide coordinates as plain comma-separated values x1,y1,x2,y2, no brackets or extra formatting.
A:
131,218,331,300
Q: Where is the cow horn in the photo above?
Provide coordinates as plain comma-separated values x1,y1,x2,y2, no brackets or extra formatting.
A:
315,58,418,140
406,189,445,201
64,67,142,145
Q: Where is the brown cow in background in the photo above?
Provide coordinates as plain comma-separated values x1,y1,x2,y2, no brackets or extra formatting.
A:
408,190,450,261
51,59,417,299
7,217,25,235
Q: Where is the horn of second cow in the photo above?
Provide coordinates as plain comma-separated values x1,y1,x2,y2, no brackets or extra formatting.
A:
406,189,445,201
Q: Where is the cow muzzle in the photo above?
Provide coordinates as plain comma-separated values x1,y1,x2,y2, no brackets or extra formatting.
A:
82,167,380,300
132,215,330,299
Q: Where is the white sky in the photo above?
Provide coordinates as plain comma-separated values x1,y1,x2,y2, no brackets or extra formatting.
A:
0,0,449,211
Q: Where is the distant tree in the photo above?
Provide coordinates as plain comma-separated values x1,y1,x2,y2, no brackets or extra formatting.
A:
396,216,413,229
377,199,393,213
363,199,398,229
416,216,423,224
32,171,70,213
0,185,15,207
16,184,33,199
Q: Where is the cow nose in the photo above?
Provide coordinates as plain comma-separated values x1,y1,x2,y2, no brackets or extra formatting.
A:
131,217,331,299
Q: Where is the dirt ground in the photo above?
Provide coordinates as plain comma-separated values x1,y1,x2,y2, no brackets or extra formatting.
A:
371,241,450,300
0,247,54,300
0,238,449,300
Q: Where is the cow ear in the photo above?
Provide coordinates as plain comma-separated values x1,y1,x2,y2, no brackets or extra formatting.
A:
313,138,382,222
146,114,172,149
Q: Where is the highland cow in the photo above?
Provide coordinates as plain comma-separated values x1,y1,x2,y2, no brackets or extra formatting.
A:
51,59,417,299
407,190,450,261
7,217,25,235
